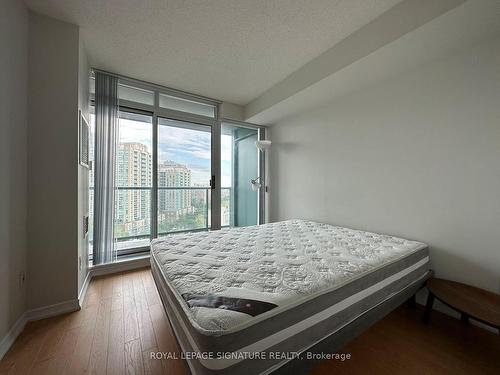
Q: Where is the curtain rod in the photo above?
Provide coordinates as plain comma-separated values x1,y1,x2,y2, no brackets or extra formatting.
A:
91,68,223,105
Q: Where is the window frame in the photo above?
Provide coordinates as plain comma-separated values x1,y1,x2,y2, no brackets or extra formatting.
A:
90,70,267,258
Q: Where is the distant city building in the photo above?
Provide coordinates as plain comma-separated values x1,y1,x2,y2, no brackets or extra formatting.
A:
115,142,152,228
90,131,200,242
158,161,192,214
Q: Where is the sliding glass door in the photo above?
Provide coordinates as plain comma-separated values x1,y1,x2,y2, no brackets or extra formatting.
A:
157,118,212,235
221,122,261,227
90,72,266,259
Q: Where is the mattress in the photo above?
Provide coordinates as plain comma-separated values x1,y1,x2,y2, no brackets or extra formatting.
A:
150,219,429,375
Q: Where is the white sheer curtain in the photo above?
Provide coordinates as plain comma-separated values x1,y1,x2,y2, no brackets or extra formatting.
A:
93,72,118,264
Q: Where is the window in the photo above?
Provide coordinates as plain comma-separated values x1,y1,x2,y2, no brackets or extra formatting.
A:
157,118,212,235
90,72,266,258
118,84,154,106
114,111,153,250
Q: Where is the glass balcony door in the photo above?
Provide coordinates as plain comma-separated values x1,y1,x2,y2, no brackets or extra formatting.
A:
157,118,212,236
221,122,262,227
89,72,266,262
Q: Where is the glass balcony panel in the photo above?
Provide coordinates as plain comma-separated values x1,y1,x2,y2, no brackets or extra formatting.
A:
114,188,151,250
158,188,210,235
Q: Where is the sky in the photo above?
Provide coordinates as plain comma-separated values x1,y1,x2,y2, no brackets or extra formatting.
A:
116,116,233,186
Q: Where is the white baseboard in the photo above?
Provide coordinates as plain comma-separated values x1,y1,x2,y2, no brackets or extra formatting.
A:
0,313,27,360
0,256,151,360
26,299,80,322
0,298,80,361
78,271,91,308
78,256,150,305
89,255,150,277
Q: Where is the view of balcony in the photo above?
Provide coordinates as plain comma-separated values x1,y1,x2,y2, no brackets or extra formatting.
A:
89,187,232,253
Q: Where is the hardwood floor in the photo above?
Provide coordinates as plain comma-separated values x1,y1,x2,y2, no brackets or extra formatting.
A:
0,268,188,375
311,304,500,375
1,267,499,374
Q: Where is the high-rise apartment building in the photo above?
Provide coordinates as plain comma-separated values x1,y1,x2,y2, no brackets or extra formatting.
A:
158,161,192,214
115,142,152,225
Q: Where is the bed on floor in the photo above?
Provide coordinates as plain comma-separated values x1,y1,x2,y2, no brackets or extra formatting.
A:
150,219,431,375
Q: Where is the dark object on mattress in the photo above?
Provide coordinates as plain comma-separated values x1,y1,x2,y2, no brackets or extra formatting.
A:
182,294,278,317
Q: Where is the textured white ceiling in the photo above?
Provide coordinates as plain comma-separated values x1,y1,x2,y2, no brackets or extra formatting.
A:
24,0,402,104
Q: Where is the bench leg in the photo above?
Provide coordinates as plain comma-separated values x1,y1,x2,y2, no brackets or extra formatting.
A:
406,294,416,308
422,292,435,323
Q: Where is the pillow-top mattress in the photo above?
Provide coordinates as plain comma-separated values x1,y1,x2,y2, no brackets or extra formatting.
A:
150,219,429,375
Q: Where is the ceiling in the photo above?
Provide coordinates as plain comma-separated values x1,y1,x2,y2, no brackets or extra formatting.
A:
246,0,500,124
24,0,402,104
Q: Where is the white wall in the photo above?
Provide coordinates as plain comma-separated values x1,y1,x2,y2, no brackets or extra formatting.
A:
269,35,500,293
27,12,80,309
221,101,244,121
0,0,28,341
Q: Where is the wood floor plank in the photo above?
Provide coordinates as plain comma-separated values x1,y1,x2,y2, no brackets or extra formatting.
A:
88,297,112,375
122,271,135,297
132,272,147,306
149,304,188,375
112,273,124,297
101,275,115,299
66,308,99,374
111,293,124,312
142,348,164,375
136,305,157,353
132,272,157,352
66,305,98,330
29,356,70,375
55,326,81,358
144,286,161,307
310,305,500,375
124,338,144,375
0,330,47,374
106,307,125,375
86,277,103,300
84,290,101,309
34,316,69,362
124,291,140,343
140,270,155,289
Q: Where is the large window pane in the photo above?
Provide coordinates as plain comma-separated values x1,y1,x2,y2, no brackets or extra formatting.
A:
159,93,215,118
221,123,259,227
157,118,211,235
114,111,153,249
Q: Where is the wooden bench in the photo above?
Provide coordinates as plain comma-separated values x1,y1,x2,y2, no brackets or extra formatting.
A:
423,278,500,333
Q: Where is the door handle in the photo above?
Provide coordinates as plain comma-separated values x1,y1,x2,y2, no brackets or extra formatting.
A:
210,175,216,190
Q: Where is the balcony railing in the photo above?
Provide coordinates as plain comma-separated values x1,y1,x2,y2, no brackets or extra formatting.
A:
90,186,231,251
